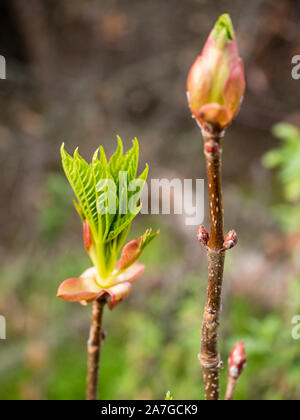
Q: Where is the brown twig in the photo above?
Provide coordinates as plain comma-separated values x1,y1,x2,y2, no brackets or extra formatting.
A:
225,375,238,401
199,130,226,401
86,297,106,400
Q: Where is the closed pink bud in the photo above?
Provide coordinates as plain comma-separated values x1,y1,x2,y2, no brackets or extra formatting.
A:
228,341,247,378
223,230,238,249
187,14,245,132
83,220,92,252
197,225,210,246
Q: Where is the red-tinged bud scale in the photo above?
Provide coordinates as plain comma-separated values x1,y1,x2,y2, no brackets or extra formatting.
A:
187,14,246,132
228,341,247,378
197,225,210,246
116,237,143,271
83,220,92,252
204,139,221,156
223,230,238,250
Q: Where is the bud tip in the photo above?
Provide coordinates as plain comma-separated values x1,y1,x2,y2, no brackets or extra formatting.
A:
197,225,210,246
212,13,235,43
223,229,238,250
228,341,247,378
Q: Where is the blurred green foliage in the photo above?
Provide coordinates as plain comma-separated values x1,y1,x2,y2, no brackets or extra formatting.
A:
263,123,300,232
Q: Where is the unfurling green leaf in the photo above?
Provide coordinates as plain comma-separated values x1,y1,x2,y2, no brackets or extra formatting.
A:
140,228,160,251
61,137,152,279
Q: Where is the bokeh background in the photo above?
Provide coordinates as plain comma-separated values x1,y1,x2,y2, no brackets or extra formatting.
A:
0,0,300,400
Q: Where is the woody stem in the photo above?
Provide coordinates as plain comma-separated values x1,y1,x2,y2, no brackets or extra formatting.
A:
199,132,225,400
86,297,106,400
225,375,238,400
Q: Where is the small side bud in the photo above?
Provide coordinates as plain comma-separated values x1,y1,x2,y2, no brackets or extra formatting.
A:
223,230,238,250
83,220,92,252
228,341,247,378
197,225,210,246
